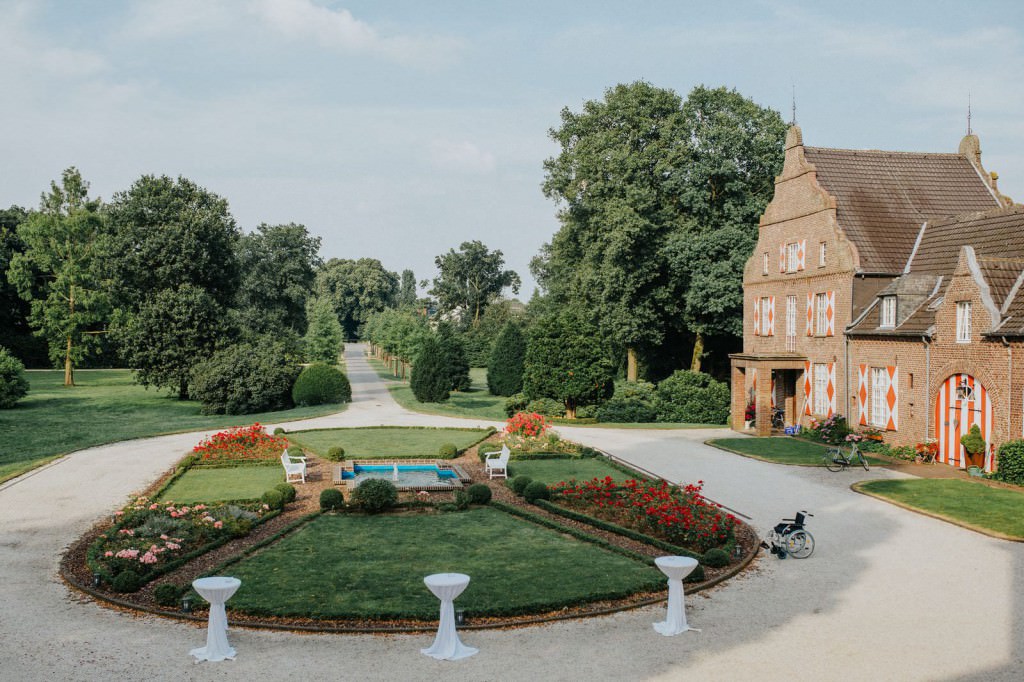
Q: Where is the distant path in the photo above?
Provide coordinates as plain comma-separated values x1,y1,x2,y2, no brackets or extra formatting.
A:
0,343,1021,681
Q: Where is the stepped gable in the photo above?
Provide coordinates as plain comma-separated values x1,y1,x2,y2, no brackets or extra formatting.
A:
804,146,999,273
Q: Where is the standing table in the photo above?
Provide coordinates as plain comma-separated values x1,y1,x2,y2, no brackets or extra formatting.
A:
422,573,477,660
190,576,242,662
653,556,700,636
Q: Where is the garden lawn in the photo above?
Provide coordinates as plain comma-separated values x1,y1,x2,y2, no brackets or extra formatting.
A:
158,465,284,504
857,479,1024,539
0,370,349,483
509,458,632,484
286,426,492,459
222,508,663,619
709,437,887,466
369,360,508,421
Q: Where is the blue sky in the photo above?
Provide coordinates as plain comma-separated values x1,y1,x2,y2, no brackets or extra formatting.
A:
2,0,1023,296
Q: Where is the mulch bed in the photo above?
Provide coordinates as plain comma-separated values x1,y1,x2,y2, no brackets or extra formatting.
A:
60,437,759,632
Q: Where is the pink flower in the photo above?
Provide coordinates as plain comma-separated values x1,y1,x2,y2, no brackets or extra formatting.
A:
213,521,223,529
165,542,180,550
104,551,113,557
115,548,139,559
149,503,158,510
139,551,158,565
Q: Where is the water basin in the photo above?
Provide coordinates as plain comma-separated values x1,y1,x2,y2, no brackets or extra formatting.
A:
338,462,466,490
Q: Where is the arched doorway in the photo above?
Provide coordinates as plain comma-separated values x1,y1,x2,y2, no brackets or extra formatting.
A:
934,374,993,470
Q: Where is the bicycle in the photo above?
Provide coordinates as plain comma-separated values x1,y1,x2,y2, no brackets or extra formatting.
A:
824,440,869,472
761,510,815,559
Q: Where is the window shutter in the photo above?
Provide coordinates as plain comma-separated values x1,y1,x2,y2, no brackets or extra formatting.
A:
768,297,775,336
803,361,812,415
826,291,835,336
858,365,868,426
806,292,814,336
827,363,836,417
753,298,761,336
797,240,806,270
886,366,898,430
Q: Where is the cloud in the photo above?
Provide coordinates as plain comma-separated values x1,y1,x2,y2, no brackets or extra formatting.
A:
428,139,497,174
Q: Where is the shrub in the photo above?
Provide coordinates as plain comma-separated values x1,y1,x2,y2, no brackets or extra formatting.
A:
506,412,549,439
702,547,730,568
684,564,705,584
304,296,344,364
112,569,144,593
437,503,459,513
511,475,533,496
189,337,300,415
292,363,352,406
523,480,550,503
487,322,526,396
154,583,182,607
526,398,565,418
655,370,730,424
0,346,29,409
320,488,345,511
995,440,1024,484
437,322,471,392
808,414,852,445
960,424,986,456
575,404,596,419
326,446,346,462
273,427,285,435
438,443,458,458
465,483,492,505
352,479,398,513
261,489,284,510
453,490,470,510
504,392,529,417
596,380,658,423
274,483,297,504
410,335,450,402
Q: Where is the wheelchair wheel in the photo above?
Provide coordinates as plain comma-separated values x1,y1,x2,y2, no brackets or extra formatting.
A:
824,449,845,472
785,530,814,559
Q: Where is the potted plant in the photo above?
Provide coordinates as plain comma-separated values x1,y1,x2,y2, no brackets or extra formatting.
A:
744,402,756,429
914,439,937,464
960,425,986,469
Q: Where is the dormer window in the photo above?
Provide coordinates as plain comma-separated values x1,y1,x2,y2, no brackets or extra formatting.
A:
956,301,971,343
880,296,896,328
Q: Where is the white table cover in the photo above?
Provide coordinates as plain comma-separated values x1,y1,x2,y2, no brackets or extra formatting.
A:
653,556,699,636
421,573,478,661
190,576,242,662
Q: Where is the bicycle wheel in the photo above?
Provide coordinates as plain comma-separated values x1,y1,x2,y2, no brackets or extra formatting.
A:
858,449,870,471
786,530,815,558
824,449,844,472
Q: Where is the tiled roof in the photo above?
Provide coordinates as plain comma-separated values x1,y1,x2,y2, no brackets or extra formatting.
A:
804,147,999,273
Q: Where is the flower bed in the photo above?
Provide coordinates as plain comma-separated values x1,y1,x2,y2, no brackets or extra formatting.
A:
548,477,737,552
190,423,289,465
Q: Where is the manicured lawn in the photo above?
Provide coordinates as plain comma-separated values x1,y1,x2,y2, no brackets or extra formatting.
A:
0,370,349,483
709,437,887,466
857,479,1024,539
223,508,663,619
158,465,285,503
286,426,492,458
508,458,632,484
371,360,508,421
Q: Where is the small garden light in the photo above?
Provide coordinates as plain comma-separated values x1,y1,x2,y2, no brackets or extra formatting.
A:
181,596,193,614
733,544,744,560
92,572,102,588
455,608,466,626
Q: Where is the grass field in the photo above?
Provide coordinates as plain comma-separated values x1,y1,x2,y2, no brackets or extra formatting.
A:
508,458,631,484
286,426,492,458
369,360,508,421
709,437,887,466
223,508,662,619
0,370,348,483
856,479,1024,539
158,465,285,503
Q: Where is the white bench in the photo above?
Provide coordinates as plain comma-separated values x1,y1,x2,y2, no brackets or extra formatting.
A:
281,449,307,484
485,445,511,479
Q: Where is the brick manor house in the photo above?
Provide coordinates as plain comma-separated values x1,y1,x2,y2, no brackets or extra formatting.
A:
730,124,1024,472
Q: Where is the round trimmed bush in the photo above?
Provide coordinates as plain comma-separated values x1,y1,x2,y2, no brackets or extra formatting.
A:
702,547,730,568
996,439,1024,484
273,427,285,435
684,564,705,583
0,346,30,409
326,446,346,462
274,483,297,504
261,489,284,510
292,363,352,406
438,443,458,458
112,569,143,593
523,480,550,503
320,488,345,511
465,483,492,505
154,583,182,607
511,475,533,496
352,479,398,514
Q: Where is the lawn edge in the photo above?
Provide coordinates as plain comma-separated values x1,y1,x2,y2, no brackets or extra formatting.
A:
704,438,823,467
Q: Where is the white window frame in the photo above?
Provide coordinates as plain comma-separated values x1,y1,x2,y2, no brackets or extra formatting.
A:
761,297,772,336
762,252,769,275
819,242,826,267
815,292,828,336
880,296,896,328
956,301,971,343
813,363,829,415
871,367,887,427
786,242,799,272
786,295,797,348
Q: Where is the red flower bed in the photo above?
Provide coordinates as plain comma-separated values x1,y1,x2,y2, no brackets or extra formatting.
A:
549,476,737,552
506,412,549,439
191,423,288,465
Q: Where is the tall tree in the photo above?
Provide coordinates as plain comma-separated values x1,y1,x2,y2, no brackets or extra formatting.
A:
313,258,399,340
487,321,526,396
303,296,344,364
0,206,46,366
7,169,109,385
430,240,520,326
397,269,417,308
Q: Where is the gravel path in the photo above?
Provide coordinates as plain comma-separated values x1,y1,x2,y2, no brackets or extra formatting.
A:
1,345,1022,681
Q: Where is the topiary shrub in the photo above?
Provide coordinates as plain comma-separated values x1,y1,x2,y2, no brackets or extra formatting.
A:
523,480,550,503
292,363,352,406
453,490,470,510
504,392,529,417
655,370,730,424
410,335,450,403
0,346,30,409
154,583,182,607
511,475,533,496
526,397,565,418
273,427,286,435
487,322,526,396
274,483,297,504
320,488,345,511
189,337,300,415
326,446,346,462
112,569,144,593
465,483,492,505
684,564,705,583
352,479,398,513
995,439,1024,484
702,547,730,568
960,424,986,457
438,443,458,458
437,322,471,392
261,489,284,510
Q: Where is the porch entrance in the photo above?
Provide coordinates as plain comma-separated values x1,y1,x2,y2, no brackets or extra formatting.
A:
934,374,993,471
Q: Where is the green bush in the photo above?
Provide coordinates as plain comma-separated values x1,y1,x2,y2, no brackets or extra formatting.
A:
352,479,398,513
261,489,284,510
504,392,529,417
437,322,471,392
575,404,596,419
655,370,730,424
292,363,352,406
326,446,346,462
273,427,285,435
511,475,533,496
526,397,565,418
960,424,986,456
437,502,459,513
438,443,458,458
995,440,1024,484
453,490,470,510
465,483,492,504
112,569,144,593
274,483,297,504
0,346,30,409
319,488,345,511
596,381,658,423
189,337,300,415
154,583,182,607
702,547,730,568
684,564,705,584
523,480,551,503
410,335,450,402
487,322,526,396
